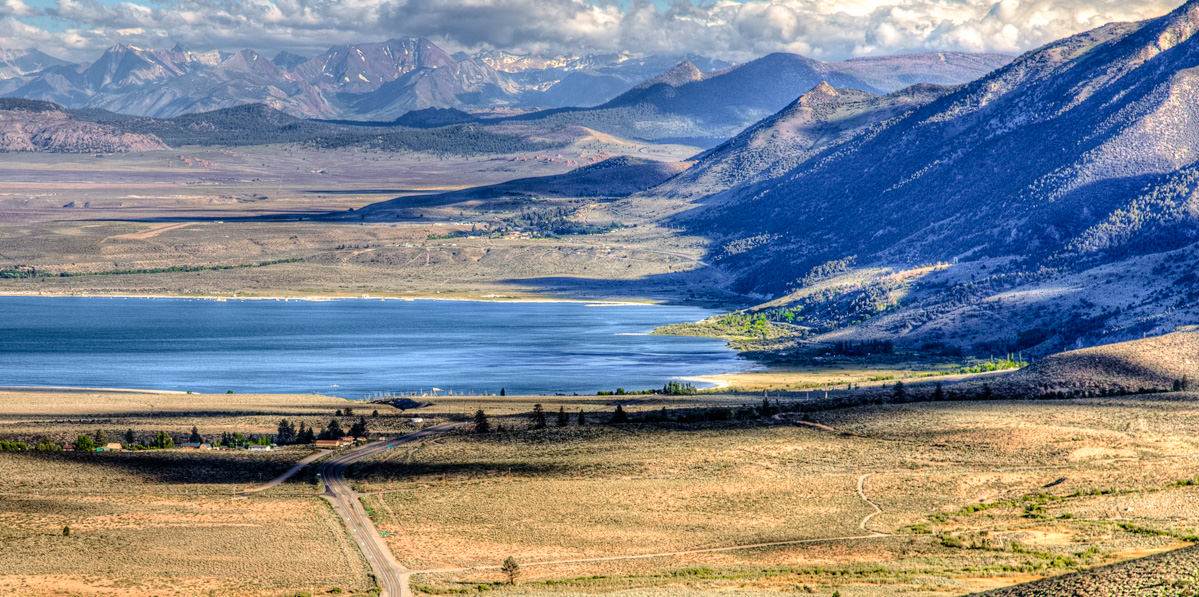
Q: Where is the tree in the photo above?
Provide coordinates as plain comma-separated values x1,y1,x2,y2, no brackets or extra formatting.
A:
349,417,369,438
124,428,136,445
501,556,520,584
189,425,202,444
372,410,380,417
297,423,315,444
577,410,586,426
277,419,297,444
320,418,345,440
335,409,343,417
62,525,70,537
530,404,547,429
93,429,109,445
344,407,354,417
473,409,491,434
933,382,945,401
500,388,506,396
556,406,569,427
891,381,907,402
153,431,174,449
74,435,95,452
609,404,628,424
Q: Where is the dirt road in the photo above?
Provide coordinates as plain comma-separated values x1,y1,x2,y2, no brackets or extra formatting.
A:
320,424,459,597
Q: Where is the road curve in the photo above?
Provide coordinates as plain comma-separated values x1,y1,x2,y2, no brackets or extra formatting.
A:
320,423,460,597
241,450,328,495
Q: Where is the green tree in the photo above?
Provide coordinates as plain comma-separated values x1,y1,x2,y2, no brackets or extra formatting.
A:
320,418,345,440
349,417,369,438
500,388,506,396
62,525,70,537
577,410,586,426
501,556,520,584
892,381,907,402
188,425,202,444
344,407,354,417
74,435,95,452
277,419,297,444
93,429,109,445
556,406,569,427
124,428,136,445
473,409,491,434
371,410,380,417
298,423,315,444
153,430,174,449
530,404,547,429
933,382,945,401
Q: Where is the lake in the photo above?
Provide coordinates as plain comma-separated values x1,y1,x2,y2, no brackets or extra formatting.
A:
0,296,750,397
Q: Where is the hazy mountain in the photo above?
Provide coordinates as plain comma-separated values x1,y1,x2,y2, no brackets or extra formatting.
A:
480,52,733,108
271,51,309,70
0,40,1007,122
0,98,166,152
0,49,70,79
679,0,1199,354
510,53,885,146
657,82,951,198
828,52,1013,92
293,38,456,94
340,56,520,120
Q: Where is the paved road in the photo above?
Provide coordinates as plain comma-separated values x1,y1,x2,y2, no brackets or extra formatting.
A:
320,424,460,597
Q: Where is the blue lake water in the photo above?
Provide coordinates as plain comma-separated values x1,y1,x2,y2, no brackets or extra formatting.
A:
0,297,750,397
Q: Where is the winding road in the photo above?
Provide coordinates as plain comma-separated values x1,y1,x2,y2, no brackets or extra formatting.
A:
320,424,460,597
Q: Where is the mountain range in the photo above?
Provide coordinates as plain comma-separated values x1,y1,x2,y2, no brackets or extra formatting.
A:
0,40,1008,123
506,52,1009,146
668,0,1199,355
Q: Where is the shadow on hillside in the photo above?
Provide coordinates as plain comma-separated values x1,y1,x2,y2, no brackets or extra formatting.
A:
494,272,746,308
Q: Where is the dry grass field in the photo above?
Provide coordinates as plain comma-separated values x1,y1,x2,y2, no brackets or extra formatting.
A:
349,394,1199,596
0,389,420,443
0,389,434,595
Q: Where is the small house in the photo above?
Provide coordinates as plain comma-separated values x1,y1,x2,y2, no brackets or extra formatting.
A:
178,442,202,450
104,443,123,451
247,445,271,452
315,439,343,448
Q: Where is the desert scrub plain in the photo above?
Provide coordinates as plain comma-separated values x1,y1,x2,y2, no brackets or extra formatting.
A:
351,394,1199,596
0,141,733,305
0,389,426,596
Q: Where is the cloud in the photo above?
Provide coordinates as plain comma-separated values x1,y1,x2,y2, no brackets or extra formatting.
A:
12,0,1188,62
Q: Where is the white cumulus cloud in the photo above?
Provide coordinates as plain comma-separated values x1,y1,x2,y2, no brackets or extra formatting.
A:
7,0,1187,62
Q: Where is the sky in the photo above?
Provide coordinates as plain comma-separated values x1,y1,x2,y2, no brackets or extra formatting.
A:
0,0,1185,62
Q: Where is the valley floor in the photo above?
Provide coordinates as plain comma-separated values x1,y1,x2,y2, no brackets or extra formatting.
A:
0,144,738,308
2,388,1197,596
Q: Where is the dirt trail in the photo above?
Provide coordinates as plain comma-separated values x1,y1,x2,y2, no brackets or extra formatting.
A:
857,473,886,534
109,222,197,241
239,450,328,495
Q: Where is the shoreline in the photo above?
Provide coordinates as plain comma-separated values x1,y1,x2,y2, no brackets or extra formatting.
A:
0,289,666,306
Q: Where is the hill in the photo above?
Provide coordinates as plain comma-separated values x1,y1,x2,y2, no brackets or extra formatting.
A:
349,156,688,220
657,82,951,198
0,98,166,152
972,545,1199,596
992,328,1199,396
670,0,1199,355
505,51,1006,146
86,103,569,155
